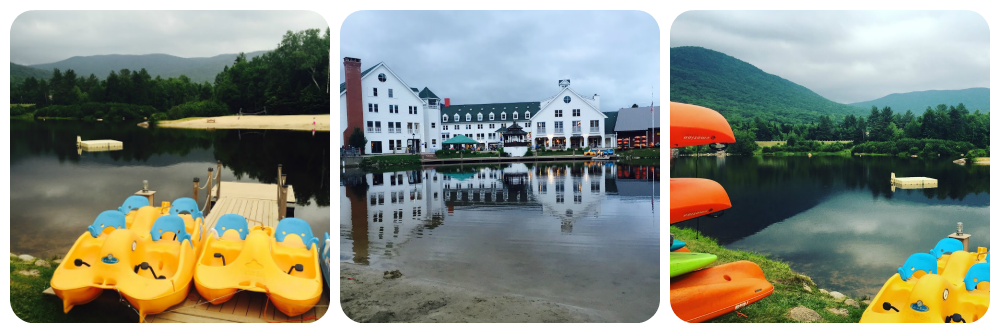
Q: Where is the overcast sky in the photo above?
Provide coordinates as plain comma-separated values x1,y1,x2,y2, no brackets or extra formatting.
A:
9,11,329,65
339,11,660,112
670,11,989,104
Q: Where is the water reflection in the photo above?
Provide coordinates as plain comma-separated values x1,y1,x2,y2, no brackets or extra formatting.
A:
10,120,330,258
670,155,989,296
339,162,660,322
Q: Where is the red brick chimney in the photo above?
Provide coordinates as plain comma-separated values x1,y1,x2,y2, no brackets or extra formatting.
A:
343,57,364,146
444,98,450,107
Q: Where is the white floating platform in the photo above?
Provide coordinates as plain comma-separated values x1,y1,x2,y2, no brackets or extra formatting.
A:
892,176,938,189
79,139,123,152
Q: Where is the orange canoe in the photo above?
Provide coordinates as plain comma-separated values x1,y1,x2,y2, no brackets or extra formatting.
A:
670,178,732,224
670,261,773,323
669,102,735,148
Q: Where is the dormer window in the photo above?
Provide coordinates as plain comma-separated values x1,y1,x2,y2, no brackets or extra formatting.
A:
442,114,448,122
477,113,483,121
489,113,495,120
513,112,519,120
525,111,530,118
466,114,471,121
454,113,460,122
501,112,506,120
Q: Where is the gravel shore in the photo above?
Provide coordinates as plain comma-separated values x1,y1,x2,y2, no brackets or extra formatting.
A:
339,263,607,323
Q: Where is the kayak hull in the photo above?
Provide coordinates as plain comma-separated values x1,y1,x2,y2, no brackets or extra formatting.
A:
670,260,774,323
670,252,717,277
670,178,732,224
669,102,736,149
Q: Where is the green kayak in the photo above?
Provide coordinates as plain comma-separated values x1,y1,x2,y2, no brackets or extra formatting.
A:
670,252,718,277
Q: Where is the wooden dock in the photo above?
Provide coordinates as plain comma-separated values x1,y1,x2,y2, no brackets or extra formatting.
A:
77,136,123,152
204,181,296,229
891,172,938,189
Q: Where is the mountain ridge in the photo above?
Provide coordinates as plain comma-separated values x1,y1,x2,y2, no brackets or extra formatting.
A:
849,87,989,113
670,46,867,123
27,50,269,84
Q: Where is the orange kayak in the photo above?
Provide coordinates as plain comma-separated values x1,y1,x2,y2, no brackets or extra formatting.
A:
675,247,690,253
670,261,773,323
670,178,732,224
669,102,735,148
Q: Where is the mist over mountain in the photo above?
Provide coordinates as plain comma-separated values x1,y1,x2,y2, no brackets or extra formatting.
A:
27,51,268,83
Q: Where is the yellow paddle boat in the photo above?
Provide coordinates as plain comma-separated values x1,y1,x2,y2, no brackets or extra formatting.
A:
194,215,323,317
860,238,990,323
51,196,204,321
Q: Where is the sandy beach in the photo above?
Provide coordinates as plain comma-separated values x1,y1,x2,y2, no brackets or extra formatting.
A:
339,263,606,323
157,115,330,131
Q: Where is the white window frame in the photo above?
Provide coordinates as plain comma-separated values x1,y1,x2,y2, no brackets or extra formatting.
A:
454,113,460,122
443,114,448,122
501,112,506,120
489,113,495,120
478,113,483,121
525,111,530,118
513,112,519,120
466,114,471,121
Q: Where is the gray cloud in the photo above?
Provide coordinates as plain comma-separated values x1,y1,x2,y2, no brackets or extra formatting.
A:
670,11,989,104
339,11,660,112
10,11,329,65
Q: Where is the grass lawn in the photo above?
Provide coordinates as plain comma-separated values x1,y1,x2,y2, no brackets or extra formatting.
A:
671,226,866,323
10,256,133,322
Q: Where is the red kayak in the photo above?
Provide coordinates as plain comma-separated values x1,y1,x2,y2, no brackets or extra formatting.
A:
670,260,773,323
670,178,732,224
669,102,735,148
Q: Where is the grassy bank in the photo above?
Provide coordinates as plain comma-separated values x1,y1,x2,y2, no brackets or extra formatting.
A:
671,226,865,323
359,154,422,172
10,255,131,322
619,147,660,159
761,149,852,156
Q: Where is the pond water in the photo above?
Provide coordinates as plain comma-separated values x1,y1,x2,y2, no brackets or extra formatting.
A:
339,162,660,322
670,155,990,297
9,120,331,258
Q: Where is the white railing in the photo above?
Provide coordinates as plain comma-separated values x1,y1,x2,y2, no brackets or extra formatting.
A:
556,128,564,134
590,127,600,133
573,128,582,133
367,127,374,133
537,129,546,134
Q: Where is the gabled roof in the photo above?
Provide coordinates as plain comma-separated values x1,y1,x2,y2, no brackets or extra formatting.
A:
441,102,540,124
537,86,605,118
410,87,419,93
613,106,660,132
603,111,619,134
419,87,439,99
339,63,379,93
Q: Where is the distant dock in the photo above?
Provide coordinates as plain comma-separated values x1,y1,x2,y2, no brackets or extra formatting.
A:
891,172,938,189
77,136,123,152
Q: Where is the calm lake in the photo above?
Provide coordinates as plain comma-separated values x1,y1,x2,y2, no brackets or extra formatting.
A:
670,155,990,297
9,120,331,258
339,162,660,322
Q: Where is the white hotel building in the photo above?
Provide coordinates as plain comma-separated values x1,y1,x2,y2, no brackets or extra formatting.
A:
340,58,610,154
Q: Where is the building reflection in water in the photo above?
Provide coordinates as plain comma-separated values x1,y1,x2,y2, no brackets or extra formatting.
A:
341,162,659,265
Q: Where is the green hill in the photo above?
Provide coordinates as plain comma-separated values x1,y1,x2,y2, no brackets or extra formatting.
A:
849,87,989,113
10,62,51,84
27,51,268,84
670,46,867,123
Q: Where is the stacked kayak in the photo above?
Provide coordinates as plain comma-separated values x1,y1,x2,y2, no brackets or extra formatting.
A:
671,261,775,322
670,178,732,224
51,196,206,322
194,215,323,317
669,102,773,322
860,238,990,323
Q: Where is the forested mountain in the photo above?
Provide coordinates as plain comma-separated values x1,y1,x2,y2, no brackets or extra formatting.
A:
10,62,51,85
670,46,867,124
27,51,267,84
850,88,989,113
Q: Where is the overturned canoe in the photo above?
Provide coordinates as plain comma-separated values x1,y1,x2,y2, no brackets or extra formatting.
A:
670,260,774,323
670,252,717,278
670,178,732,224
669,102,736,149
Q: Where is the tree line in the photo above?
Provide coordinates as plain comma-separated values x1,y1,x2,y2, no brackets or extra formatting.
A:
9,28,330,121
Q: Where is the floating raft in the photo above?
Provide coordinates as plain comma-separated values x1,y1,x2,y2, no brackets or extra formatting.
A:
78,139,123,152
891,173,938,189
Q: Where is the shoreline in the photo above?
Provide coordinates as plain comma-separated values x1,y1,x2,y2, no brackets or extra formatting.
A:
157,114,330,131
339,263,607,323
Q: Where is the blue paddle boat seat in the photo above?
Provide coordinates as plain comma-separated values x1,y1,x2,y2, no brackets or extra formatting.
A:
150,215,192,248
214,214,250,240
275,218,319,250
963,263,990,291
930,238,964,259
88,210,128,238
898,253,938,281
118,196,150,215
